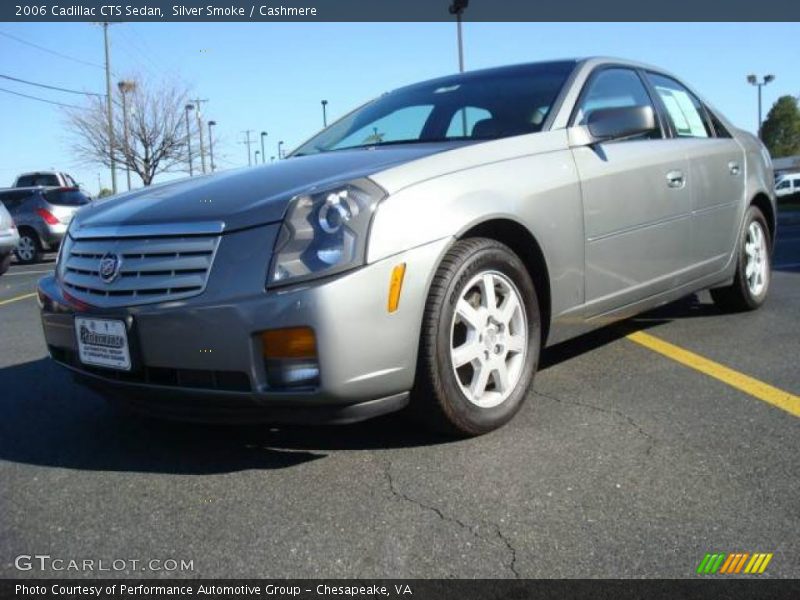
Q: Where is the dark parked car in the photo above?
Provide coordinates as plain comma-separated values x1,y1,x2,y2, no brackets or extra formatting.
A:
0,187,91,264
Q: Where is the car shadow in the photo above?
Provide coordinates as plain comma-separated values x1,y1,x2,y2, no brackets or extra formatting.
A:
0,293,736,475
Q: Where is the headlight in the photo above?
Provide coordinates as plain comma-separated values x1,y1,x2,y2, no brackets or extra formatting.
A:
268,179,386,286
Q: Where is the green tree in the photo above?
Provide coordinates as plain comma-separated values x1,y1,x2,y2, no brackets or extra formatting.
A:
98,188,114,198
761,95,800,158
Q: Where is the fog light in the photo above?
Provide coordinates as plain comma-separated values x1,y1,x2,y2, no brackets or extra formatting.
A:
261,327,319,388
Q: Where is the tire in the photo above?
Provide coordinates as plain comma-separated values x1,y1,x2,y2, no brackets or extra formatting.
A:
14,230,41,264
711,205,771,312
0,253,10,275
411,238,540,437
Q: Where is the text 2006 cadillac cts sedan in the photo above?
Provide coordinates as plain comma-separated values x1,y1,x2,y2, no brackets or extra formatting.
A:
38,58,775,436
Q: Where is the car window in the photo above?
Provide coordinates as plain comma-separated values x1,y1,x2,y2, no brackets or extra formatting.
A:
706,109,732,138
43,189,91,206
330,105,436,150
17,173,59,187
15,175,36,187
794,179,800,188
646,73,712,139
446,107,493,137
574,68,661,139
777,180,790,189
293,61,577,155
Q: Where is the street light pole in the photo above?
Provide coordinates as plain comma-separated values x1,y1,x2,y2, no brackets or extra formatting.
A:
242,130,254,166
747,73,775,139
193,98,208,174
207,120,216,172
184,104,195,176
255,150,260,164
117,80,135,191
102,22,117,194
278,140,284,160
449,0,468,73
260,131,267,164
321,100,328,127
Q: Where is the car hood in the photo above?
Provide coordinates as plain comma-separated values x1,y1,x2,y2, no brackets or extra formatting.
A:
73,143,460,234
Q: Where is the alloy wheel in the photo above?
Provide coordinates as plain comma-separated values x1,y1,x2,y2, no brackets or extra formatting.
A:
744,221,768,296
449,270,528,408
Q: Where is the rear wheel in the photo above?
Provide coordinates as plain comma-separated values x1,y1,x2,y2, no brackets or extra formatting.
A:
711,205,771,312
412,238,540,436
15,230,42,264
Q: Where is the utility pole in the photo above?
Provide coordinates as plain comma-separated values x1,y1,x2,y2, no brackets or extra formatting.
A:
260,131,268,164
449,0,468,73
193,98,209,173
185,103,195,176
277,140,284,160
747,74,776,139
117,80,135,191
208,121,216,172
242,130,254,166
102,22,117,194
255,150,260,164
321,100,328,127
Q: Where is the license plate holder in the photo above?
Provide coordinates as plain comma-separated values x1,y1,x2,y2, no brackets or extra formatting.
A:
74,317,132,371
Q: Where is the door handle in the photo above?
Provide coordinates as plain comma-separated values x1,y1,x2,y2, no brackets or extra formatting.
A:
666,170,685,189
728,161,741,176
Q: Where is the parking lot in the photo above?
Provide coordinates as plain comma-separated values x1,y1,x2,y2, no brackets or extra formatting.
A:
1,215,798,579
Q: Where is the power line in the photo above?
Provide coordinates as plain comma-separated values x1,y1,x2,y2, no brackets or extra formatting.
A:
0,30,105,70
0,73,105,97
0,85,84,110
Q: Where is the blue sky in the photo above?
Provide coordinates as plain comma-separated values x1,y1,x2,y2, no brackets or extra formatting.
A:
0,22,798,194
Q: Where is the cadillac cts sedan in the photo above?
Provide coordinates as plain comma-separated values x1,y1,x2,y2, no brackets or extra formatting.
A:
38,58,775,436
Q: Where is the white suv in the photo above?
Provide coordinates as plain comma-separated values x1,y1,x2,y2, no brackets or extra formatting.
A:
775,173,800,199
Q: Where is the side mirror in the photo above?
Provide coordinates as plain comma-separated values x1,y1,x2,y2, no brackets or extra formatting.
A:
586,105,657,142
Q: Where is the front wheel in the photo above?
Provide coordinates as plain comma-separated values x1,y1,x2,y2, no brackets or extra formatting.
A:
711,205,771,312
412,238,540,436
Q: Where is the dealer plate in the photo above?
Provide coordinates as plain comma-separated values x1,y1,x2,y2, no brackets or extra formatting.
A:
74,317,131,371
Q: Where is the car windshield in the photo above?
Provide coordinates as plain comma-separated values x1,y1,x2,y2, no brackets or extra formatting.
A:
43,189,90,206
292,61,577,157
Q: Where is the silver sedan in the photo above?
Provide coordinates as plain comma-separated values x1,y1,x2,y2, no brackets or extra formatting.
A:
38,57,775,436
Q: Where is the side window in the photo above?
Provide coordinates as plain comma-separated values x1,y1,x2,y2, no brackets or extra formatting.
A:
646,73,712,138
777,180,790,190
446,106,492,137
793,178,800,189
574,68,660,139
707,110,732,138
16,175,35,187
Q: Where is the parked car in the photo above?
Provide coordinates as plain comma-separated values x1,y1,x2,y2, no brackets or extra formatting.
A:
775,172,800,200
37,58,775,436
0,187,91,264
12,171,79,189
0,202,19,275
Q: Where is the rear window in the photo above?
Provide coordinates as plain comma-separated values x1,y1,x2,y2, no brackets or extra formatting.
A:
43,189,91,206
16,174,60,187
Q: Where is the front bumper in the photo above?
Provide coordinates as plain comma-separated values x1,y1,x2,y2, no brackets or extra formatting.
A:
38,227,450,424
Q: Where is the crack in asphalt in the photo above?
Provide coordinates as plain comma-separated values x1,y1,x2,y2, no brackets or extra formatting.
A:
534,389,657,456
381,457,521,578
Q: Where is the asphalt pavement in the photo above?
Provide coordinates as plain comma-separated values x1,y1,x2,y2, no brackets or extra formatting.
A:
0,219,798,579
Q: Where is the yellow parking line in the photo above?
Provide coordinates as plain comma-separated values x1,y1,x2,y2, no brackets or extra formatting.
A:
627,331,800,418
0,292,37,307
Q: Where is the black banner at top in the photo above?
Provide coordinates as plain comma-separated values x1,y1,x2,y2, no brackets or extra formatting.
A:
2,0,800,22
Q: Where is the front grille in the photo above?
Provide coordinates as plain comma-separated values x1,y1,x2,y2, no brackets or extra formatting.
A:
61,235,219,307
50,346,252,393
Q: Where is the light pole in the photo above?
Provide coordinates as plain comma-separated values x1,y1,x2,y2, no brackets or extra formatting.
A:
207,120,216,172
254,150,260,165
270,156,275,163
194,98,208,173
321,99,328,127
260,131,268,164
747,74,775,139
184,103,195,176
117,80,135,191
278,140,284,160
102,22,117,193
449,0,468,73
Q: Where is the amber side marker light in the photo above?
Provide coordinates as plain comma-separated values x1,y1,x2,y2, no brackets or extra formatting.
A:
261,327,319,388
388,263,406,313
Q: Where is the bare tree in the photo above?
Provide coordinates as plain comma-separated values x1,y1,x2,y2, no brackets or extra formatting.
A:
65,79,200,186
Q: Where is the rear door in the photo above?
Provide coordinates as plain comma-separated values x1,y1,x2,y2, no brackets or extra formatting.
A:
569,67,693,317
645,72,745,277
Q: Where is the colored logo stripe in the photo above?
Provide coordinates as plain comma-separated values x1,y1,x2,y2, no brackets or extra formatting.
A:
697,553,773,575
